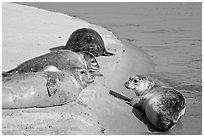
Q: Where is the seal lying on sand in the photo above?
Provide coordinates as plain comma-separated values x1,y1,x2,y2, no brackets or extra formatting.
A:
3,50,100,77
51,28,115,57
2,66,101,109
124,74,186,131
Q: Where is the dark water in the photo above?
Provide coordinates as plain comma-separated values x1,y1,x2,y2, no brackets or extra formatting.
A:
16,2,202,134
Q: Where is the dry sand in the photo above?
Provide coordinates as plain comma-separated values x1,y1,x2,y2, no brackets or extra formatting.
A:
2,3,157,135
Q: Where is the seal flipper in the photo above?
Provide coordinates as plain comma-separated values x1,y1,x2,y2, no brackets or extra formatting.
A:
49,45,66,52
109,90,131,102
157,114,177,131
129,96,145,108
102,50,115,56
46,75,60,97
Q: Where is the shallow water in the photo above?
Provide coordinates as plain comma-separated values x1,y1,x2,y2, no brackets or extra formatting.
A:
16,2,202,134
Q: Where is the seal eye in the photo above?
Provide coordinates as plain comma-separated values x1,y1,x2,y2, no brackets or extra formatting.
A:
78,69,87,75
91,60,95,63
91,59,96,65
85,36,94,43
133,79,138,83
80,71,87,75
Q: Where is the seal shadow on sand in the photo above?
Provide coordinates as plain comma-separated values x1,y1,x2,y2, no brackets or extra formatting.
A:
109,90,160,132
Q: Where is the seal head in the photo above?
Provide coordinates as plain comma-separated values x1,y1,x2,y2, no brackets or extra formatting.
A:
125,74,155,96
75,68,95,87
80,51,100,71
64,28,115,57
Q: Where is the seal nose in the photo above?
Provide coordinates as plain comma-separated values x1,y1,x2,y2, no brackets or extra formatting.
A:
124,82,129,88
90,66,99,70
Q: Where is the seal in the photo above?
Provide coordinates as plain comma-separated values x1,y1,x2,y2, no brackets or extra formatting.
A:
124,74,186,131
2,66,101,109
50,28,115,57
3,50,100,76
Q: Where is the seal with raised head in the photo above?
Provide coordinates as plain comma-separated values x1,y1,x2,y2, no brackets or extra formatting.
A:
50,28,114,57
3,50,100,77
124,74,186,131
2,66,101,109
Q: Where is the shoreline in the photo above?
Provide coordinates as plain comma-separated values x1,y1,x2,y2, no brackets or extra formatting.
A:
3,3,157,135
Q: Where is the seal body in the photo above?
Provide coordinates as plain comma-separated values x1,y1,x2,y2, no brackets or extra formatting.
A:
2,67,96,109
124,74,186,131
64,28,114,57
3,50,100,76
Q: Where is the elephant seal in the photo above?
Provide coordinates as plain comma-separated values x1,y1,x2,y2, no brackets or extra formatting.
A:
51,28,114,57
124,74,186,131
3,50,100,77
2,66,101,109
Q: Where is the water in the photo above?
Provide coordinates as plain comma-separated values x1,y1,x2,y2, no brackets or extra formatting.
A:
15,2,202,134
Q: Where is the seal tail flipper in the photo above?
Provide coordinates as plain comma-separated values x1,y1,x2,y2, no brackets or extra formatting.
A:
102,50,115,56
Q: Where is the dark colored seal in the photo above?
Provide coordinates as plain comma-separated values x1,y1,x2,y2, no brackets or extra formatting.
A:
51,28,114,57
124,74,186,131
2,66,101,109
3,50,100,77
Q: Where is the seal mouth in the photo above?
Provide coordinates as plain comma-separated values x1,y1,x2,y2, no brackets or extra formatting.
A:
89,70,103,77
90,66,99,71
83,75,96,85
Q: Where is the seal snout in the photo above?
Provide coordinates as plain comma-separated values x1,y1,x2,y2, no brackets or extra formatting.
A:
90,65,99,71
124,81,135,90
124,82,129,88
89,70,103,77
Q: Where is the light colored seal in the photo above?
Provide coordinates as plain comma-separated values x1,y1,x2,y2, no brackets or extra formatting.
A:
3,50,100,76
124,74,186,131
50,28,115,57
2,66,101,109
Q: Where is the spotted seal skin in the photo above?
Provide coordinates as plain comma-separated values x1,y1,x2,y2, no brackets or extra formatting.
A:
2,66,101,109
64,28,115,57
124,74,186,131
3,50,100,77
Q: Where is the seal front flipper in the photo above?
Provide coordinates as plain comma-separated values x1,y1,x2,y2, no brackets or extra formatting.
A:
102,50,115,56
46,75,60,97
109,90,130,102
129,96,145,107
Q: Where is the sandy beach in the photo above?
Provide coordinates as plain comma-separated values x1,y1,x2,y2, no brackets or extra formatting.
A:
2,3,157,135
